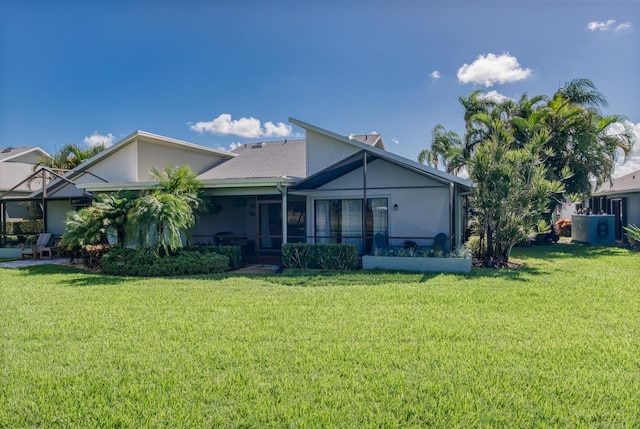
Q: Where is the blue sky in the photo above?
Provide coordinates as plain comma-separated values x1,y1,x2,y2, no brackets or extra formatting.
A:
1,0,638,175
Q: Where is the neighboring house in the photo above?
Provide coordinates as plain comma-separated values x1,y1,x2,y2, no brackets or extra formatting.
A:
589,169,640,241
2,119,474,262
0,146,51,227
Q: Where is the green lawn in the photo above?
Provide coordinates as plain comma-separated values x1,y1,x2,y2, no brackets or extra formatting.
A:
1,245,639,428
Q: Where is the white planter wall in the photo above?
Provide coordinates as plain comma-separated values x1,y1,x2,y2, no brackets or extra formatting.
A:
362,255,471,273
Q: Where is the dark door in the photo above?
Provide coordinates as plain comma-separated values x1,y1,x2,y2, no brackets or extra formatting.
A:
609,198,625,241
257,200,282,263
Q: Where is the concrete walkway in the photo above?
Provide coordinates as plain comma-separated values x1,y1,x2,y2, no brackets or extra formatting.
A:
0,258,70,269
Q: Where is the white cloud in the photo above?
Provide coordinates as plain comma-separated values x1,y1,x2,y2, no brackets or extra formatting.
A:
229,142,241,150
611,121,640,177
370,131,379,135
479,90,511,104
391,138,400,145
83,131,115,148
615,22,632,31
430,70,440,81
189,114,292,138
586,19,631,32
457,53,532,87
587,19,617,31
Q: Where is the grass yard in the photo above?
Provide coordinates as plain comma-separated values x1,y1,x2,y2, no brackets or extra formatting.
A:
1,244,639,428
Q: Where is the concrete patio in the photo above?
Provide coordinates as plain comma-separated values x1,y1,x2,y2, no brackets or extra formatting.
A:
0,258,70,269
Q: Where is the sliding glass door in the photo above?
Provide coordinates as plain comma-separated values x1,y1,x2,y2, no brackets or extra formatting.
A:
314,198,388,254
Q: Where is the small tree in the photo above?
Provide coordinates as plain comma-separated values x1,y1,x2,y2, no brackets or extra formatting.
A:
91,192,135,247
59,207,108,249
127,165,202,255
468,117,563,264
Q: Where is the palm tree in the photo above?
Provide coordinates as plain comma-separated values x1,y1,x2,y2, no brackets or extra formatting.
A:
127,165,202,255
541,81,634,196
35,143,105,173
419,125,466,174
91,192,135,247
59,207,108,249
30,143,107,191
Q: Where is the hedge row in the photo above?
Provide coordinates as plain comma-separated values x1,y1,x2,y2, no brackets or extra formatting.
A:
187,245,242,270
282,243,358,270
102,248,229,277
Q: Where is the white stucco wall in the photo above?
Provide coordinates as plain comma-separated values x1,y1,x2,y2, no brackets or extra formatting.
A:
46,200,72,236
306,130,361,176
136,141,226,180
321,158,443,189
628,194,640,227
87,141,138,183
305,159,451,248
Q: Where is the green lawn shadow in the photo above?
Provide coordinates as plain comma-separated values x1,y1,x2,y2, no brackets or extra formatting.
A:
15,264,130,286
513,242,630,261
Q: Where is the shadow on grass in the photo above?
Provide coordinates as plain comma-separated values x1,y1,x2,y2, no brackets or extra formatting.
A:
15,264,130,286
237,264,544,287
513,242,631,261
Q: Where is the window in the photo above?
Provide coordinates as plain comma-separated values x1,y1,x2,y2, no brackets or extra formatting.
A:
314,198,388,253
287,196,306,243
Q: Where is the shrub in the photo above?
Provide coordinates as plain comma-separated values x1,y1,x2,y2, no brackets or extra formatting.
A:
465,236,483,259
188,245,242,270
81,244,114,270
13,220,44,235
556,219,572,237
623,224,640,249
102,248,229,276
56,242,82,263
282,243,358,270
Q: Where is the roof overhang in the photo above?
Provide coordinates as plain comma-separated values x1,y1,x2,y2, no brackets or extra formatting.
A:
200,177,299,188
43,130,237,194
76,177,299,193
291,148,475,192
289,117,475,191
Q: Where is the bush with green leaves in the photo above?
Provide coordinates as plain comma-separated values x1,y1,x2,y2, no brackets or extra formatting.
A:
101,248,229,277
623,224,640,249
282,243,358,270
187,245,242,270
13,220,44,235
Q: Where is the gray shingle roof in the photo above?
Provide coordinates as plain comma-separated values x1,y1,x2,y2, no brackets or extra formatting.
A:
198,139,306,180
348,134,383,147
0,147,34,161
594,169,640,195
0,161,37,193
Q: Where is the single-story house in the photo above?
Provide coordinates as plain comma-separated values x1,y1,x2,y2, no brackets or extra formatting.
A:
1,119,474,263
588,169,640,241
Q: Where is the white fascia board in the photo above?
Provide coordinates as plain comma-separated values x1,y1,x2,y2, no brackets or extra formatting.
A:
289,117,475,189
77,178,298,193
200,177,299,188
134,130,236,158
76,181,159,192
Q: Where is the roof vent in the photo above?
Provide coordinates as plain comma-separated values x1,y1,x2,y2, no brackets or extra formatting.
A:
1,148,12,153
251,142,264,148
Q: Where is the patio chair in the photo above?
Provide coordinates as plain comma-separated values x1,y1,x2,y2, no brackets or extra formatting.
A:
20,233,52,260
373,233,389,251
